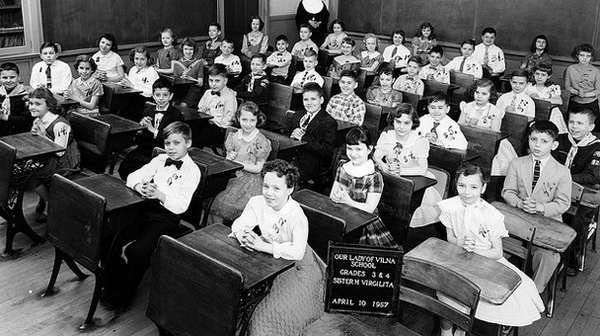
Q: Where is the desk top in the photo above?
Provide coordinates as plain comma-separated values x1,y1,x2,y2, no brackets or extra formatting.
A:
176,106,214,122
188,147,243,176
492,201,577,253
294,189,379,234
74,174,143,213
1,132,65,160
179,224,295,291
161,74,198,85
260,129,306,152
405,237,521,304
403,175,437,194
103,82,142,95
336,120,355,132
95,114,144,135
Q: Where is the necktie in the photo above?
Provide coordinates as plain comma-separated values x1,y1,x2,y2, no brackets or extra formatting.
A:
532,160,541,190
390,46,398,59
300,71,309,87
45,66,52,89
301,114,311,129
431,121,440,135
164,158,183,170
459,57,466,72
154,113,163,130
483,45,490,65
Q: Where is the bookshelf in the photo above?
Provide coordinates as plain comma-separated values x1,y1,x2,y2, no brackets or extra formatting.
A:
0,0,24,48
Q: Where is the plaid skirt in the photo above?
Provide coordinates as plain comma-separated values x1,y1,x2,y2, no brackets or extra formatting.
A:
359,217,399,248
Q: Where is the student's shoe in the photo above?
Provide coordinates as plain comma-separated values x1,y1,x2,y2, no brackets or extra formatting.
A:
566,267,578,277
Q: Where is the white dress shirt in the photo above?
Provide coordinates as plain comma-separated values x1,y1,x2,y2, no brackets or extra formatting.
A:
30,60,72,94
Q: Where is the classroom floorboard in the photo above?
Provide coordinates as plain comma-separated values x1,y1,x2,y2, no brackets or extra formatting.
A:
0,191,599,335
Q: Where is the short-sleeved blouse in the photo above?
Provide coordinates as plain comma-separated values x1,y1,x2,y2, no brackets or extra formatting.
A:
376,130,429,169
459,101,504,131
225,130,272,165
92,50,124,79
334,163,383,203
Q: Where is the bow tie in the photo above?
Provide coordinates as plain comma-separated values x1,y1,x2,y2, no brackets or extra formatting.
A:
210,91,221,96
277,52,284,56
164,158,183,169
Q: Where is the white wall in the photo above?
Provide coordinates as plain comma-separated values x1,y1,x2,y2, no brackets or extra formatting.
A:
270,0,329,16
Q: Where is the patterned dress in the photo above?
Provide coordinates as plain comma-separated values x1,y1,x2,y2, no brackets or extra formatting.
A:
366,85,403,107
359,50,383,71
211,130,272,221
333,161,398,247
67,76,104,116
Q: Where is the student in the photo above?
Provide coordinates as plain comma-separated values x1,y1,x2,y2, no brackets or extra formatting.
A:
197,63,238,147
27,88,80,216
266,34,292,84
155,27,181,74
521,35,552,74
291,24,319,63
121,46,159,98
230,159,325,335
419,46,450,84
524,64,567,133
30,42,72,95
241,16,269,59
0,62,32,136
235,54,269,106
200,22,223,66
326,70,365,125
211,102,272,223
172,38,204,108
496,69,535,120
416,92,468,150
382,30,411,75
214,39,242,85
553,108,600,275
445,39,483,79
502,121,572,293
438,163,544,336
64,55,104,116
320,19,347,55
285,82,336,186
106,121,200,309
331,126,398,247
473,27,505,85
373,104,442,243
565,43,600,129
393,56,424,96
359,33,383,73
92,33,125,82
411,22,437,63
118,78,183,179
366,65,403,108
327,37,360,80
290,49,324,94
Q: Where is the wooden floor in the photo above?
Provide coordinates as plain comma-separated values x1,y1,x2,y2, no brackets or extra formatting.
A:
1,192,600,335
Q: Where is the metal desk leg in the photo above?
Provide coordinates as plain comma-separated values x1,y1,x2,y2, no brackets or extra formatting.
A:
236,280,273,336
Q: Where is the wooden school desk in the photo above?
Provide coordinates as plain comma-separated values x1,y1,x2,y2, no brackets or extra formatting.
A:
260,128,306,160
94,113,145,174
100,82,143,115
160,74,198,101
335,119,356,145
177,224,295,334
176,105,214,147
0,132,65,256
406,237,521,304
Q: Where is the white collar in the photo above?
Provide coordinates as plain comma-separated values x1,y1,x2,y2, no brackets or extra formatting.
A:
237,128,259,142
39,112,58,127
302,0,324,13
531,154,551,169
342,160,375,178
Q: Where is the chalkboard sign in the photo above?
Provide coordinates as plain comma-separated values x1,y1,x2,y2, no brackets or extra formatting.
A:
325,242,402,316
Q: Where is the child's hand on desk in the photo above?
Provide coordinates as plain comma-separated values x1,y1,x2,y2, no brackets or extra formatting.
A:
244,231,271,254
424,132,438,144
31,120,44,136
462,237,476,252
140,182,165,202
226,151,237,160
290,128,305,140
520,197,538,214
331,185,351,204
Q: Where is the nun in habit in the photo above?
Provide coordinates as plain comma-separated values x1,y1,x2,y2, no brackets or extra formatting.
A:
295,0,330,46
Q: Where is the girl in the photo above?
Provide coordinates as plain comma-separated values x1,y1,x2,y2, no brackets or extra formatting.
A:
331,126,398,247
366,65,402,108
241,16,269,59
320,19,347,55
359,33,383,73
201,22,223,66
172,38,204,108
437,163,544,336
565,43,600,130
327,37,360,80
155,28,181,74
231,159,325,335
524,64,567,133
29,42,72,95
373,104,442,247
121,46,159,98
64,55,104,116
411,22,437,63
520,35,552,74
28,88,80,214
92,33,125,82
211,102,272,223
393,56,424,95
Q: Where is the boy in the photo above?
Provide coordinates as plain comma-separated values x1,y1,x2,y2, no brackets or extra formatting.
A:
416,92,468,150
286,82,336,186
366,65,403,108
327,37,360,80
472,27,505,83
214,39,242,85
326,70,365,125
553,108,600,274
106,121,201,309
292,24,319,63
419,46,450,84
496,69,535,120
201,22,223,66
266,34,292,83
382,30,411,76
393,56,425,96
445,39,482,79
290,49,324,94
0,62,32,136
503,121,571,293
119,78,183,179
235,54,269,106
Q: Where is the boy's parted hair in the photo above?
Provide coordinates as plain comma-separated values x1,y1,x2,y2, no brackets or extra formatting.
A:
275,34,289,44
163,121,192,141
40,41,61,54
299,23,313,33
407,56,423,67
181,37,197,51
386,103,420,130
345,125,373,147
251,53,267,64
303,48,318,59
510,69,529,80
340,69,358,82
302,82,324,97
341,37,355,47
73,55,97,73
0,62,20,75
481,27,497,36
208,63,228,77
569,108,597,124
30,87,59,114
455,162,489,186
234,101,266,128
429,45,444,57
261,159,300,189
461,39,476,48
378,65,394,77
427,92,449,106
129,45,153,64
152,77,174,94
391,30,406,40
529,120,559,141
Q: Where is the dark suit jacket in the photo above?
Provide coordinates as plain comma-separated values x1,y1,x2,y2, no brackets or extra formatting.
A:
136,105,184,154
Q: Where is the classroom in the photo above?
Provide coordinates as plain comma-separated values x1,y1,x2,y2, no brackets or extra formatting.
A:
0,0,599,335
